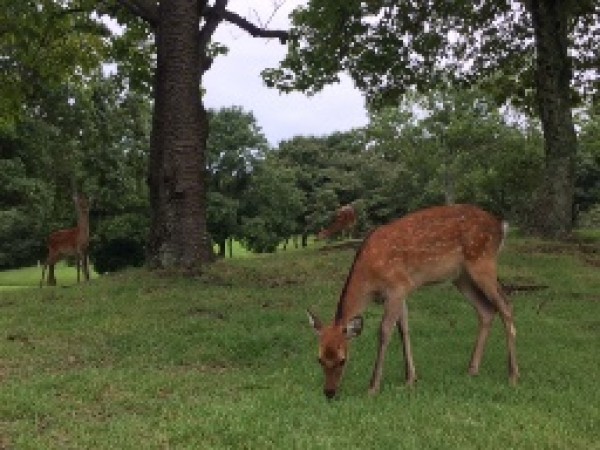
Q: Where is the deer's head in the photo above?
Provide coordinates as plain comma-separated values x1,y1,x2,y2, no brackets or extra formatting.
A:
307,310,363,399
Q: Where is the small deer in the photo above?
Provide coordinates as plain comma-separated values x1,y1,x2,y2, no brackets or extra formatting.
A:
317,204,357,240
40,194,91,287
308,204,518,399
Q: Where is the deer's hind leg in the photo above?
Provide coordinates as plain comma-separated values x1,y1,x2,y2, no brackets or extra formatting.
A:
454,273,497,376
396,299,417,385
464,261,519,384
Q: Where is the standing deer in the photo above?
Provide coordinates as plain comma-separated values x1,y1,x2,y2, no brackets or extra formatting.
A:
316,204,357,240
308,204,518,399
40,193,91,287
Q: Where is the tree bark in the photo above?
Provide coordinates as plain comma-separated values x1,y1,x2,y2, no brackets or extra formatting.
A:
529,0,577,237
147,0,213,271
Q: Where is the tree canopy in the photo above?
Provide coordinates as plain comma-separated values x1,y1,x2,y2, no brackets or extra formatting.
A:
265,0,600,236
266,0,599,109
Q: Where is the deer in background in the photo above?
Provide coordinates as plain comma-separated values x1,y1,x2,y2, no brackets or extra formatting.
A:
40,193,91,287
308,204,518,399
316,204,357,240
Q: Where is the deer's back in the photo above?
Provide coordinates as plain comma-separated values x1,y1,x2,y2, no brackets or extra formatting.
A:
358,204,505,288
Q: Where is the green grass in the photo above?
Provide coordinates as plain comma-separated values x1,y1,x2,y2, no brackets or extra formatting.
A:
0,235,598,449
0,262,98,291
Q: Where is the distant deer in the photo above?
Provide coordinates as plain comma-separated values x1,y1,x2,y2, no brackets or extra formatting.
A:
308,204,518,399
40,193,91,287
317,204,357,240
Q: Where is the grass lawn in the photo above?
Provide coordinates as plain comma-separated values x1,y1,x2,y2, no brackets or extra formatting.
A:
0,235,598,449
0,262,98,291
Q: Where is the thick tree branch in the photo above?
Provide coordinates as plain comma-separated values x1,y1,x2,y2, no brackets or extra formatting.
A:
199,0,227,50
202,6,289,44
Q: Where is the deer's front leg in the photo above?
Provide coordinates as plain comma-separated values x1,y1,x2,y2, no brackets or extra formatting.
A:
369,297,407,394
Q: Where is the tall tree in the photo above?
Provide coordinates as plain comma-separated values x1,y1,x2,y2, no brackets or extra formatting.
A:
265,0,600,237
104,0,288,271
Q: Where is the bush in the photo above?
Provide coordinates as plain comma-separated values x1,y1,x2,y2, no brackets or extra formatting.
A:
89,213,148,273
91,237,145,273
240,217,280,253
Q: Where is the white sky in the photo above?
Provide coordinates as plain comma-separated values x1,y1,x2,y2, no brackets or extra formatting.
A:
203,0,368,146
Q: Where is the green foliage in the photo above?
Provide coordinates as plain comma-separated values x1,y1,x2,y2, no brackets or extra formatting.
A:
206,106,269,255
0,1,110,125
90,213,149,273
275,131,367,235
239,158,305,253
266,1,598,110
0,70,151,269
0,153,50,269
0,235,598,447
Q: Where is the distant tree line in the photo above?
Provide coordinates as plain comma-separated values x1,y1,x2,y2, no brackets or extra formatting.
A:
1,79,599,269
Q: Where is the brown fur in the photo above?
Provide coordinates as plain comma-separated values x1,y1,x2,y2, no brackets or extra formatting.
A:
317,204,357,240
309,204,518,398
40,194,91,287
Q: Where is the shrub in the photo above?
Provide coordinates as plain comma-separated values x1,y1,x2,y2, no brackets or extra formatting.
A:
90,213,147,273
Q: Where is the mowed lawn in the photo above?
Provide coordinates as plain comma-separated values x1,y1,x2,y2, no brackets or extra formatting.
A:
0,235,598,449
0,262,99,291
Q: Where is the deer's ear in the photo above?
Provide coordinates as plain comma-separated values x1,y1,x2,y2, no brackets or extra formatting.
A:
307,309,323,335
343,316,363,338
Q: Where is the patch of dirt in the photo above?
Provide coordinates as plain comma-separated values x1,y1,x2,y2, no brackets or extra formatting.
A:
0,435,13,450
582,256,600,267
6,333,34,348
502,284,549,295
186,307,227,320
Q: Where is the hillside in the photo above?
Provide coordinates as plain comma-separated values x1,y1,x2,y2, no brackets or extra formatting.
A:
0,236,599,449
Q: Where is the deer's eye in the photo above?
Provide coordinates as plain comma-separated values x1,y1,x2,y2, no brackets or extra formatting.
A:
338,358,346,367
317,357,324,366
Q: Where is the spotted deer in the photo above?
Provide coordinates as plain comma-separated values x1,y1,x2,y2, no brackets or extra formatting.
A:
308,204,518,399
40,194,91,287
317,204,357,240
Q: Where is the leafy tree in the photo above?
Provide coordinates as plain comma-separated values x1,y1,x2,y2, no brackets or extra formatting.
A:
365,89,545,226
206,106,268,257
0,156,48,269
7,1,289,271
266,0,600,237
274,136,330,244
0,0,109,128
0,69,153,270
207,192,238,257
274,131,368,243
239,158,305,253
99,1,289,271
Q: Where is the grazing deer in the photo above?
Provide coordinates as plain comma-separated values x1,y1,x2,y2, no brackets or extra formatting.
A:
40,194,91,287
317,204,357,240
308,204,518,399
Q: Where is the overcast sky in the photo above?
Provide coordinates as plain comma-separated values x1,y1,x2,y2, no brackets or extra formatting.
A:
203,1,368,146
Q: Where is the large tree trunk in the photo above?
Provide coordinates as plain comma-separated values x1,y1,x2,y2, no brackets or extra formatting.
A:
529,0,578,237
147,0,213,270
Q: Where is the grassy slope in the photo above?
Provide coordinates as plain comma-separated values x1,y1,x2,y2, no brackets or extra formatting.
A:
0,236,598,449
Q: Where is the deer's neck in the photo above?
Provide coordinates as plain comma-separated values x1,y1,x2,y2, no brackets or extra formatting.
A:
77,212,89,239
334,236,375,325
